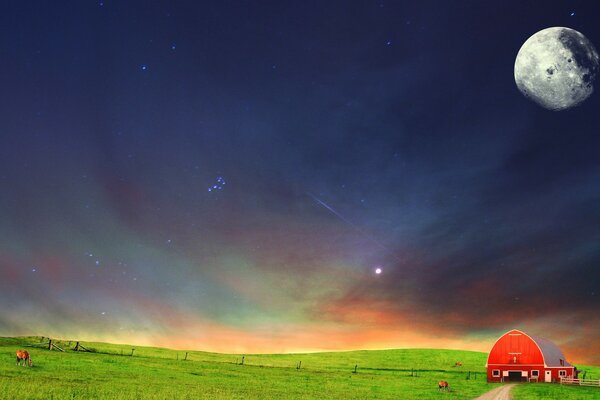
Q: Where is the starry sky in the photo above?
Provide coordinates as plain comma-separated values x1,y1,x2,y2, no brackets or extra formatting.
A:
1,1,599,364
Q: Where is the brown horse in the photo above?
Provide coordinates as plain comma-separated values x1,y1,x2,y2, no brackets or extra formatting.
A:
454,361,462,367
438,380,450,391
16,350,32,367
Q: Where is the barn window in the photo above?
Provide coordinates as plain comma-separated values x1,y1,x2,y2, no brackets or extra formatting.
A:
492,370,500,377
559,370,567,377
531,370,539,377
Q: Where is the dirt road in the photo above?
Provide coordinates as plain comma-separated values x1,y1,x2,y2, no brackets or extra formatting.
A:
473,384,515,400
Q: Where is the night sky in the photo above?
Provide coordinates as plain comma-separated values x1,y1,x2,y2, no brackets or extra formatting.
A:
1,1,599,364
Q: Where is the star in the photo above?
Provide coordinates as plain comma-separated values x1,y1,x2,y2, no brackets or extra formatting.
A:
141,64,148,71
375,267,382,274
208,176,226,192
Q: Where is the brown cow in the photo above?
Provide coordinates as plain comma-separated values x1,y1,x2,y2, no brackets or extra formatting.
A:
16,350,32,367
438,380,450,391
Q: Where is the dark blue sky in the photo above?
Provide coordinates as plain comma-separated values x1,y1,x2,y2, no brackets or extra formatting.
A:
0,1,599,361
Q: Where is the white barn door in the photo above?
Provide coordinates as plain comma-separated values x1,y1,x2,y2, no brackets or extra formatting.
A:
545,370,551,382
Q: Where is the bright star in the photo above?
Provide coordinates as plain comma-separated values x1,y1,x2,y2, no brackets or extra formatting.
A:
375,267,382,274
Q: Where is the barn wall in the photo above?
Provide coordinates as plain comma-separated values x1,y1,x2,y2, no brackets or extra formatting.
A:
547,367,575,382
487,365,543,382
486,365,575,383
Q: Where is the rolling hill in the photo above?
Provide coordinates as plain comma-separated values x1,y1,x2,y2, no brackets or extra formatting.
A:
1,336,598,399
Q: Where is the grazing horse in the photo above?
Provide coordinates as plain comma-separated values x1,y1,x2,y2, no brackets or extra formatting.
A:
438,380,450,391
454,361,462,367
16,350,32,367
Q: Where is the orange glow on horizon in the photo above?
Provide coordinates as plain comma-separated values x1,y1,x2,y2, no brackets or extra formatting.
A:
32,318,596,365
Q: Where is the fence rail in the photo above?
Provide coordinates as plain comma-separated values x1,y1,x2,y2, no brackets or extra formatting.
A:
560,377,600,387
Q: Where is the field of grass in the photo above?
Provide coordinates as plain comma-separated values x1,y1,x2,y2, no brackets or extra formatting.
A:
512,383,600,400
0,336,598,399
511,362,600,400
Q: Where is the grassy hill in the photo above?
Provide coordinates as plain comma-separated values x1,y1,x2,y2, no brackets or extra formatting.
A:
0,336,598,399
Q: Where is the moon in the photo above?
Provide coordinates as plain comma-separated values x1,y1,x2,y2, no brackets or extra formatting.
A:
514,27,599,111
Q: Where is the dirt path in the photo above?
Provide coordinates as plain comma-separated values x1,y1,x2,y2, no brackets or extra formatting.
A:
473,384,515,400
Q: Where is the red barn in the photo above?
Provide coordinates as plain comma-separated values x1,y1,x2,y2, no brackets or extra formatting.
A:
486,329,575,383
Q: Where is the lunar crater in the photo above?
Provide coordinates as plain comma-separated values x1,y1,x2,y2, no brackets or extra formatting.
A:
514,27,599,110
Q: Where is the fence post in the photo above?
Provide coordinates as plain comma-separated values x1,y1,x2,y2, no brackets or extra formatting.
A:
48,339,53,350
184,352,188,361
131,348,135,356
353,364,358,374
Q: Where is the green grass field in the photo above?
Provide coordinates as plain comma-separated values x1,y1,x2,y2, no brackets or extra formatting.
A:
0,337,598,399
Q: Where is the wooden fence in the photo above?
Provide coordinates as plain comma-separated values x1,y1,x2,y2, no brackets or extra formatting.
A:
560,377,600,387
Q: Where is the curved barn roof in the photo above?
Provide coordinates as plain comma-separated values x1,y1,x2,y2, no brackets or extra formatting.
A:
528,334,572,367
487,329,572,367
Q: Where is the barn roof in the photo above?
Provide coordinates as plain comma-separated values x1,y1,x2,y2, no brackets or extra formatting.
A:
487,329,572,368
528,333,572,367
